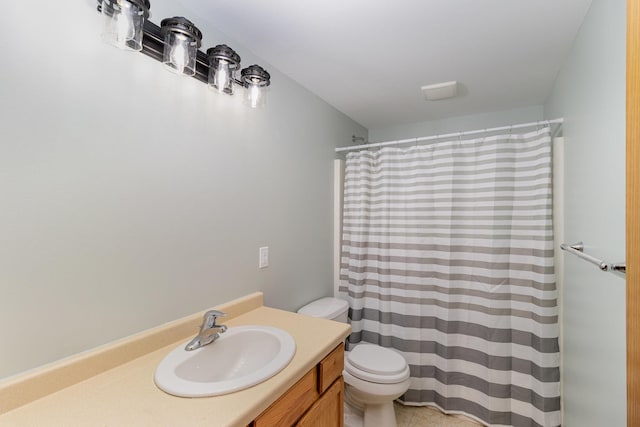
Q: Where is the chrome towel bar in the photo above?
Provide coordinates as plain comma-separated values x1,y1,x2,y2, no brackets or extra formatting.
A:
560,242,626,274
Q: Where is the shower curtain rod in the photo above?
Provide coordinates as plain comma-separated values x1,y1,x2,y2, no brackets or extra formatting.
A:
337,117,564,153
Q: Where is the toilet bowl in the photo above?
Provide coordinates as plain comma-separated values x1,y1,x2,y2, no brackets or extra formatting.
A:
297,298,411,427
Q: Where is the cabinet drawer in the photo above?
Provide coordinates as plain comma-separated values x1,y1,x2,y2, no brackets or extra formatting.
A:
318,344,344,394
253,368,319,427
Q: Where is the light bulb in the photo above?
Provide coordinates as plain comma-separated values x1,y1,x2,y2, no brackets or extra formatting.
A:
115,11,135,43
171,43,189,73
207,45,241,93
161,17,201,76
248,83,262,109
101,0,146,51
240,65,270,108
214,62,230,93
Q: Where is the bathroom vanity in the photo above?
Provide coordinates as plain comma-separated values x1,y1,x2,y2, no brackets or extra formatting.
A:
0,292,350,426
252,343,344,426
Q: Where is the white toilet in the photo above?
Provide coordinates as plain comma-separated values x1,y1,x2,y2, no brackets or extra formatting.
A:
297,297,411,427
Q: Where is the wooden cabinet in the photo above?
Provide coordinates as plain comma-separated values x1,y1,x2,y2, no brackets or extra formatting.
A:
251,343,344,427
296,377,344,427
253,369,318,427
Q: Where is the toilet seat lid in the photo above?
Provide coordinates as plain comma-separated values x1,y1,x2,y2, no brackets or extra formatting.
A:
347,344,407,376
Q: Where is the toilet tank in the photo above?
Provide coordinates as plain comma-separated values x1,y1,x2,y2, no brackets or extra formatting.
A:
297,297,349,323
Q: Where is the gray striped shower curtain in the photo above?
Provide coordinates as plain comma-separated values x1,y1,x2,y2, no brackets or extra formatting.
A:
338,127,560,427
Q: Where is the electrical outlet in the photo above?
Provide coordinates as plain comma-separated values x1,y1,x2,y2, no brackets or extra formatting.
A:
259,246,269,269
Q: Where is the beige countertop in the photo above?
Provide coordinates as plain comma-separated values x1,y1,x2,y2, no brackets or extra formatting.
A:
0,293,351,427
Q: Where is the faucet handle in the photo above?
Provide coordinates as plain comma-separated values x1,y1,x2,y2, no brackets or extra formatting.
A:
202,310,226,328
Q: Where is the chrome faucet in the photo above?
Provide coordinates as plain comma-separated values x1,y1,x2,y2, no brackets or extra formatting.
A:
185,310,228,351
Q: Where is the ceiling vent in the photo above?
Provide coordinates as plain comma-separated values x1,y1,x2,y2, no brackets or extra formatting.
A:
421,81,458,101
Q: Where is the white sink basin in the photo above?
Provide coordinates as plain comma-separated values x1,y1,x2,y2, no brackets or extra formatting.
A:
154,325,296,397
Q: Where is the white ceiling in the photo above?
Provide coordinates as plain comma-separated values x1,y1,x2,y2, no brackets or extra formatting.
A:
175,0,593,129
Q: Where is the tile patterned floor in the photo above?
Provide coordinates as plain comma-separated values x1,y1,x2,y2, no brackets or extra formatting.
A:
394,402,482,427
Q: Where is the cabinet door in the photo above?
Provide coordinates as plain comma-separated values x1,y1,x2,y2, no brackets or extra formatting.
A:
253,369,319,427
296,377,344,427
318,344,344,393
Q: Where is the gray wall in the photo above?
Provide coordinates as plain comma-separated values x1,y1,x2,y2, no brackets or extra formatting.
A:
0,1,365,379
545,0,626,425
368,105,543,142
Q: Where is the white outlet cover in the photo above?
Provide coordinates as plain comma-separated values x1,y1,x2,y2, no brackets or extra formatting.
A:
259,247,269,269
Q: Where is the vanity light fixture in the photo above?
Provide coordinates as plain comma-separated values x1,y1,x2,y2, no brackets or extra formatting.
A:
207,45,241,94
95,0,272,107
241,65,271,109
99,0,150,51
160,17,202,76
